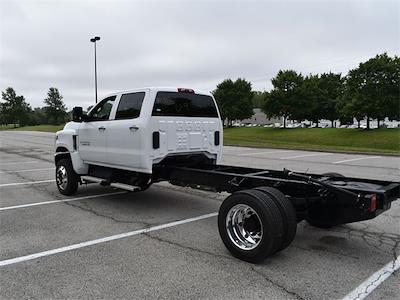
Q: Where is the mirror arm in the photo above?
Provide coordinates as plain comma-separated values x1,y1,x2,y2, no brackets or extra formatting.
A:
82,114,90,122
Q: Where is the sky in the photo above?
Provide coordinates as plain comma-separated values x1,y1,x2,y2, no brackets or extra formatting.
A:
0,0,399,110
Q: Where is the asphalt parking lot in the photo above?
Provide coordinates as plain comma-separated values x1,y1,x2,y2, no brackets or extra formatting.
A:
0,131,399,299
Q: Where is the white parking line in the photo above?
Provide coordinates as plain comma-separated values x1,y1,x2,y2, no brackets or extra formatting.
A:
238,150,290,156
0,161,38,165
333,156,381,164
0,191,127,211
0,167,55,174
0,179,55,187
280,153,332,160
0,212,218,267
342,254,400,300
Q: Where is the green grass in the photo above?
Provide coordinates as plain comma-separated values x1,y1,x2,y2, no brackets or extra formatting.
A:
1,124,399,154
0,124,64,132
223,127,400,155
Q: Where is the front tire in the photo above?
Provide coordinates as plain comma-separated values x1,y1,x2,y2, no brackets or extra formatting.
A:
218,189,284,263
56,158,78,196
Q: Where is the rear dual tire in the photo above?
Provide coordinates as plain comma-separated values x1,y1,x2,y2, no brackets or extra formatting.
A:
254,187,297,251
218,187,297,263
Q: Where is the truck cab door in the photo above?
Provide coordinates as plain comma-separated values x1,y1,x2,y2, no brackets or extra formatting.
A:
106,92,146,170
78,96,116,164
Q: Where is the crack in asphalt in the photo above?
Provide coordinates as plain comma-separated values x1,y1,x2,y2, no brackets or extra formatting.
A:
350,254,399,300
0,146,53,163
143,232,231,260
0,134,54,147
318,223,400,257
249,266,306,300
335,224,400,300
63,200,154,227
352,270,394,300
144,232,305,300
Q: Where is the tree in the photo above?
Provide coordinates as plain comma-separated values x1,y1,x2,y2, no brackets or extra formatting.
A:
251,91,267,108
317,72,343,127
263,70,304,128
29,107,48,125
340,53,399,129
382,55,400,122
1,87,32,126
43,88,67,125
213,78,254,126
337,95,363,127
299,74,323,126
293,72,343,128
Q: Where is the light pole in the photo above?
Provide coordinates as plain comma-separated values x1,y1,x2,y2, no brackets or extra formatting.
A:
90,36,100,103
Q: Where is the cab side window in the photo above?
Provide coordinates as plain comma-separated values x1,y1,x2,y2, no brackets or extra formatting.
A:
89,96,116,121
115,92,145,120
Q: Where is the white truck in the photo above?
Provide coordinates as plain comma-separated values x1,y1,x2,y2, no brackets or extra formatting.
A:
55,87,222,194
55,87,399,263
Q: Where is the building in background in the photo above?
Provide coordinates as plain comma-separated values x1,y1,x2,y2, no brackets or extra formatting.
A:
239,108,280,125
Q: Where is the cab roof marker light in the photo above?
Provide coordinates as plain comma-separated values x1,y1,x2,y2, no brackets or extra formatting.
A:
177,88,194,93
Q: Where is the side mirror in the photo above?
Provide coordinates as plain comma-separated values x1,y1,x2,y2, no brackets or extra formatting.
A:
72,107,83,122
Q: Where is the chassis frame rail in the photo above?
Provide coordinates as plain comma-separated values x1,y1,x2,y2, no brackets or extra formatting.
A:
153,164,399,225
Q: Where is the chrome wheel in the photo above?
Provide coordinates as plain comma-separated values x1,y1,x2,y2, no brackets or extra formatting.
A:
56,165,68,191
226,204,263,250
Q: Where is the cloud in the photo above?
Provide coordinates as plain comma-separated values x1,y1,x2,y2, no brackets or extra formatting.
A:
1,0,399,110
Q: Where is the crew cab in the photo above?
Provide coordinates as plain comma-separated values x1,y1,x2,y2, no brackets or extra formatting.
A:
55,87,399,263
55,87,222,194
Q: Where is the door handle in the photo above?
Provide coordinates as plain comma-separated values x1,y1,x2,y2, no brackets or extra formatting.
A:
129,125,139,131
98,126,106,131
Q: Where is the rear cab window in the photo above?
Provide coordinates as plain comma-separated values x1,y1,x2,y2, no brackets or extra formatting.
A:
152,91,218,118
115,92,145,119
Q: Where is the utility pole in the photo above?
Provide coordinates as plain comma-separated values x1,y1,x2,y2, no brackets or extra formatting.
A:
90,36,101,103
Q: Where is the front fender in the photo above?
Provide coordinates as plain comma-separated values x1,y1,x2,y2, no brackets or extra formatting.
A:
55,129,88,175
55,129,76,152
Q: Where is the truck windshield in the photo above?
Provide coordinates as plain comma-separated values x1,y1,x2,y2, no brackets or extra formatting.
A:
152,92,219,118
